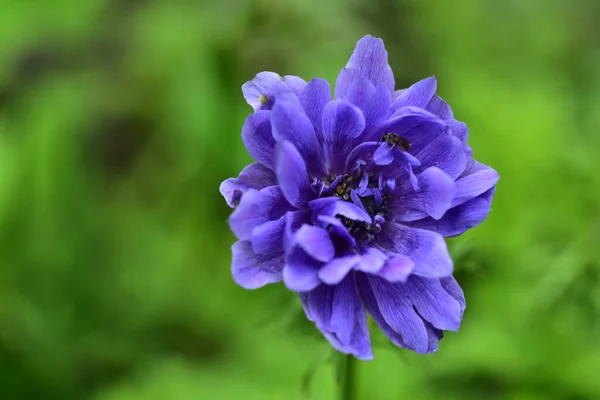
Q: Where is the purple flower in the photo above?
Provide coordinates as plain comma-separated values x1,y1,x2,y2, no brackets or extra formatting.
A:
220,35,499,360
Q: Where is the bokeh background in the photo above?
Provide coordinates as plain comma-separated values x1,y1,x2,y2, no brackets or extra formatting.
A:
1,0,600,399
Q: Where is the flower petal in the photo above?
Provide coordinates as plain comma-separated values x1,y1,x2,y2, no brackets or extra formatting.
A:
371,107,445,143
413,133,467,180
356,246,388,273
426,95,453,120
390,77,437,115
241,110,276,169
390,167,455,221
271,93,325,177
345,79,391,138
322,99,366,174
405,276,462,331
440,276,466,312
318,255,361,284
274,141,315,208
301,277,373,360
228,187,289,241
219,163,277,208
335,35,395,99
294,224,335,263
376,254,414,282
309,197,372,223
452,161,499,207
300,78,331,145
409,187,495,237
283,246,321,292
364,275,429,354
251,216,285,255
378,222,453,278
231,241,284,289
242,72,306,111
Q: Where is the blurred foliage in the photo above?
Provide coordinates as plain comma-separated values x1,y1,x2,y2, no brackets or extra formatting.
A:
1,0,600,399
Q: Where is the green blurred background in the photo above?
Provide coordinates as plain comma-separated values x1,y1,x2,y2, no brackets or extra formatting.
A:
1,0,600,399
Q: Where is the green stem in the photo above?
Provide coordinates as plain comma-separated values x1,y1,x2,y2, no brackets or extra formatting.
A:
338,354,356,400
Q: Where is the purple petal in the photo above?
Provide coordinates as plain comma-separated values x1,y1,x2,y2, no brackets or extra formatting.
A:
356,246,388,273
452,161,499,207
219,163,277,208
345,79,391,138
309,197,372,223
376,255,414,282
409,187,495,237
300,78,331,145
241,110,275,169
425,322,444,354
413,134,467,180
251,216,285,255
228,187,289,241
242,72,306,111
294,224,335,263
365,275,429,354
283,210,311,253
371,107,445,143
390,167,455,221
317,215,356,246
335,35,395,99
275,141,315,208
378,223,453,278
283,246,321,292
448,119,468,146
373,143,394,165
390,77,437,115
440,276,466,312
405,276,462,331
318,255,361,284
426,95,453,120
301,277,373,360
271,93,325,177
322,99,366,174
231,241,284,289
345,141,378,172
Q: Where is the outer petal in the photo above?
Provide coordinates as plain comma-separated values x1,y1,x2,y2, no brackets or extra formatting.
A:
370,107,445,143
219,163,277,208
377,222,453,278
322,99,366,174
228,187,290,241
242,72,307,111
300,78,331,145
241,110,275,169
345,79,391,139
283,245,322,292
405,276,462,331
409,187,495,237
275,141,315,208
452,161,499,207
318,256,361,284
363,275,429,354
426,94,453,120
301,276,373,360
251,216,285,255
271,93,326,177
231,241,284,289
335,35,395,99
390,77,437,115
389,167,455,221
413,134,467,180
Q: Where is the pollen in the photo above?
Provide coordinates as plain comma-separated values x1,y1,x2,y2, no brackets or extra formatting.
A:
258,95,268,105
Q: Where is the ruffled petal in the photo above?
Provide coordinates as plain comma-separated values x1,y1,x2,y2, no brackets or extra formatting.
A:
228,187,289,241
251,216,285,255
405,276,462,331
309,197,372,223
377,222,453,278
301,276,373,360
242,72,307,111
283,246,321,292
345,79,391,138
426,94,453,120
219,163,277,208
231,241,284,289
389,167,455,221
322,99,366,174
362,275,429,354
293,224,335,263
413,133,467,180
376,254,414,282
299,78,331,145
409,187,495,237
452,161,499,207
390,77,437,115
271,93,326,176
274,141,315,208
370,107,445,143
335,35,395,99
241,110,276,169
318,255,361,284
